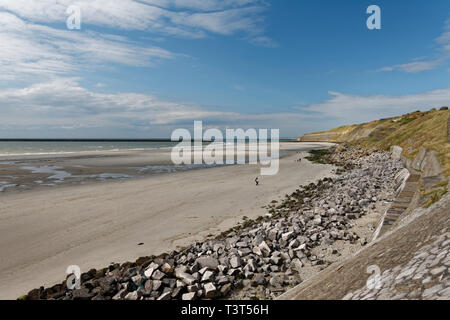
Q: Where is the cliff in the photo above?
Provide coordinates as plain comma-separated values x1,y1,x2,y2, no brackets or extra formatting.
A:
299,108,450,177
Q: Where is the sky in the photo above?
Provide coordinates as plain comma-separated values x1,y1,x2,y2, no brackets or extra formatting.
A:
1,0,450,138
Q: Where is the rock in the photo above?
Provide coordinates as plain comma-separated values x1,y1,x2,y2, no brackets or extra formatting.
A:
236,241,248,248
162,278,176,289
131,275,143,286
144,262,159,278
198,267,208,275
269,275,284,288
196,257,219,270
346,212,359,220
288,239,299,248
245,259,258,272
291,258,303,272
157,291,172,300
252,246,263,256
227,268,240,276
269,265,279,272
270,256,281,265
72,288,93,300
252,274,266,286
330,230,340,239
161,263,174,274
182,292,196,300
220,283,232,296
238,248,252,256
152,280,162,291
99,277,116,296
171,287,183,298
313,216,322,225
112,289,127,300
216,275,229,285
152,270,166,280
423,284,443,298
144,280,153,293
258,241,271,257
204,283,217,299
175,271,197,286
230,256,243,268
26,288,43,300
218,265,228,273
430,266,446,276
124,291,139,300
201,270,215,282
268,229,278,241
282,231,294,241
391,146,403,160
187,284,200,293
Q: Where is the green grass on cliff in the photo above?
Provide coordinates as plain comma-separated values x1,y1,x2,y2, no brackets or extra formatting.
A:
301,109,450,177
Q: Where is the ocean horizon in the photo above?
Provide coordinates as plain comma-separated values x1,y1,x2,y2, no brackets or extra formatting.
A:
0,139,297,156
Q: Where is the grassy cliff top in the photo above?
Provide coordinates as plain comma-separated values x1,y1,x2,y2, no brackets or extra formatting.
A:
299,108,450,176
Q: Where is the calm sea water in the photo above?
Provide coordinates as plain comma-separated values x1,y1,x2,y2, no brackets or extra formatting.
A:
0,141,178,156
0,139,297,156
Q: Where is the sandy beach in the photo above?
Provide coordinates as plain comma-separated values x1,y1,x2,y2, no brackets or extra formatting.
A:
0,142,335,299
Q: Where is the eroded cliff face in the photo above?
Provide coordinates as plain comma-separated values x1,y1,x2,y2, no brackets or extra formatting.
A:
298,123,377,143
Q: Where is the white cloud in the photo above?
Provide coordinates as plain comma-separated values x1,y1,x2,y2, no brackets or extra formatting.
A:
249,36,278,48
0,77,318,137
377,59,444,73
0,0,274,80
1,78,449,138
301,89,450,123
0,12,177,80
0,0,272,40
0,78,233,131
378,18,450,73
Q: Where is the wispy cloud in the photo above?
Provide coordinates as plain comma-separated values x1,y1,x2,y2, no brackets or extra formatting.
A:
0,12,177,80
377,59,444,73
0,77,320,137
378,18,450,73
300,89,450,123
0,1,274,81
1,78,449,137
249,36,278,48
0,0,273,42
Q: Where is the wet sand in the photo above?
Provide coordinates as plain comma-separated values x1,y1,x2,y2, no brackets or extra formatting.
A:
0,142,335,299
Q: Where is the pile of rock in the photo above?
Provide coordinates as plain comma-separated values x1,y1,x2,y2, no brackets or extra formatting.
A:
24,147,403,300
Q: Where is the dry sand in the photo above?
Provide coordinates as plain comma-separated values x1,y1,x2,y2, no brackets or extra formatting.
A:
0,142,335,299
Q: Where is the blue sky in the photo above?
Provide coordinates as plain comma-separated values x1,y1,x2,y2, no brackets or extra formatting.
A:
1,0,450,138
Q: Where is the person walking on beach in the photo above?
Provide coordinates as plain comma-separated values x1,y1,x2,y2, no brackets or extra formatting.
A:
255,177,259,186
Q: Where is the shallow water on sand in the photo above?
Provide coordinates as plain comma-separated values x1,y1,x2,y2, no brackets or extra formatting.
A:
0,142,330,194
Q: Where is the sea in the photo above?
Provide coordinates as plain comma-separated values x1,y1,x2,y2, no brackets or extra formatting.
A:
0,139,297,156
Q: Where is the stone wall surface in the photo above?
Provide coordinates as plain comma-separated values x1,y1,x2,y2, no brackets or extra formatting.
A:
278,192,450,300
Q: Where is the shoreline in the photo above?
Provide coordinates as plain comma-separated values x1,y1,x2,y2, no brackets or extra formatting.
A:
0,142,335,195
0,143,335,299
13,145,405,300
